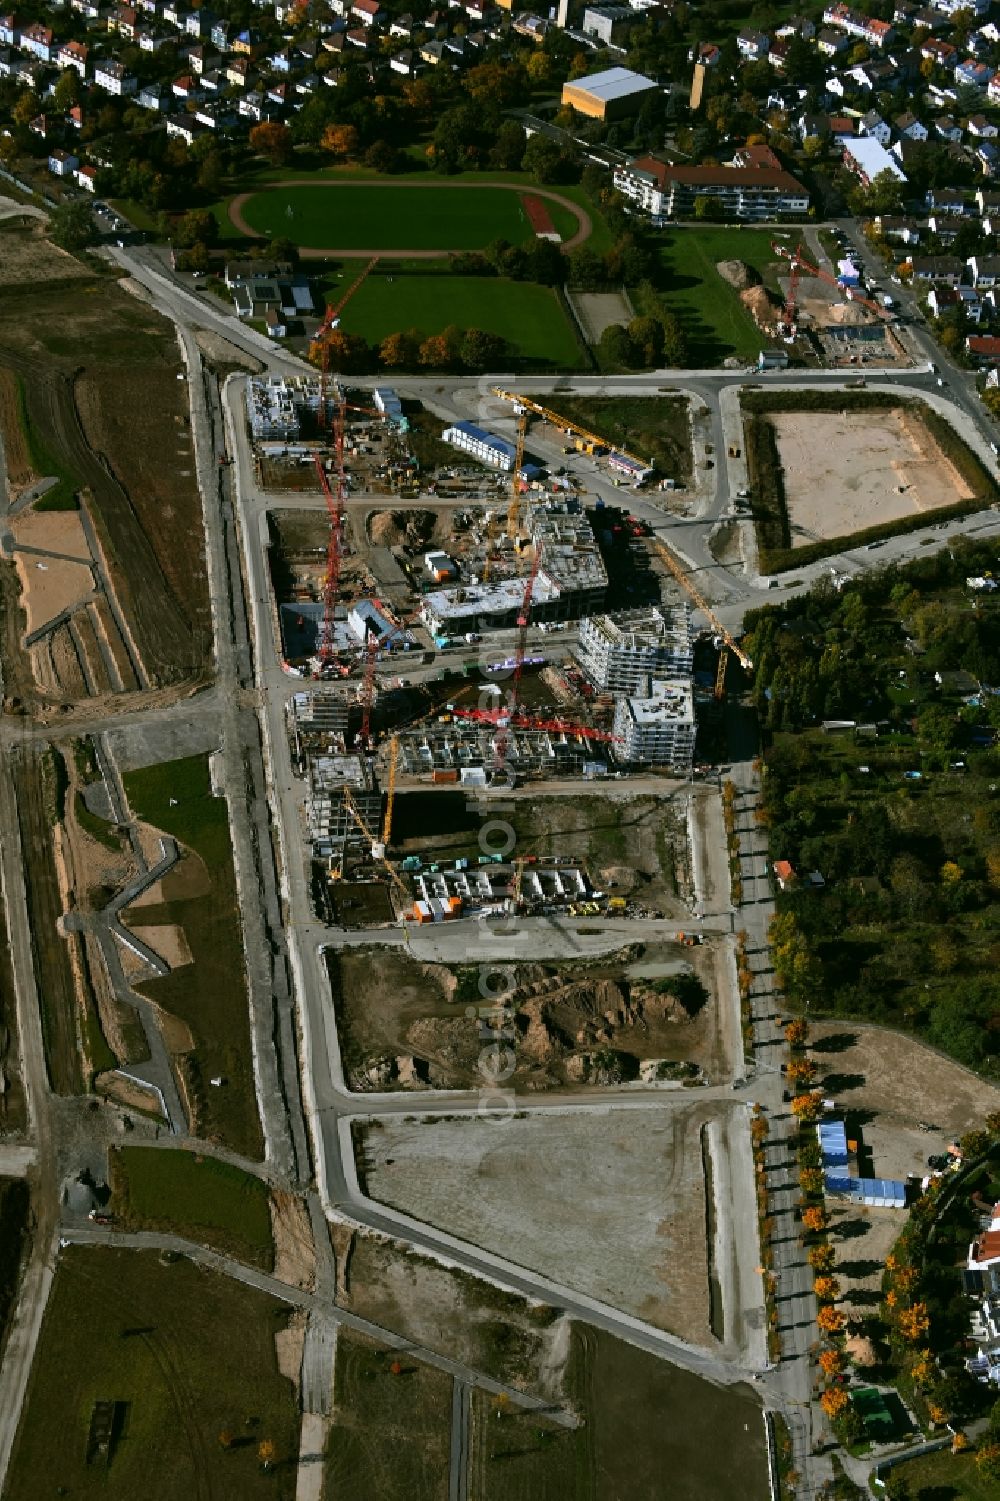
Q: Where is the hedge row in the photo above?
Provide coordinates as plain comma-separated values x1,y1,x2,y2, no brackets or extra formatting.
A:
740,389,998,575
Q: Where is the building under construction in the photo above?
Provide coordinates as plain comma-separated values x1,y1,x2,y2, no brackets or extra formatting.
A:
575,606,693,693
394,720,615,781
421,500,607,636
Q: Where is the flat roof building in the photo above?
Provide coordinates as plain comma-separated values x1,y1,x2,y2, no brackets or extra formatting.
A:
561,66,658,121
612,676,695,768
575,607,692,693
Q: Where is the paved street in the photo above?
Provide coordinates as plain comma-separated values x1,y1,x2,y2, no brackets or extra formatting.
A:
3,232,997,1501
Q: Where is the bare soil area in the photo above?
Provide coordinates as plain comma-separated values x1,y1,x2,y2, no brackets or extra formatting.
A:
773,409,969,546
571,290,633,343
811,1021,1000,1181
271,1190,315,1291
360,1104,723,1344
343,1232,571,1399
12,553,93,636
127,922,193,969
333,944,724,1093
10,508,91,560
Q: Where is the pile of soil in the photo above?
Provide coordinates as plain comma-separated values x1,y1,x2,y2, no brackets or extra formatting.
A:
717,259,758,290
369,508,438,548
740,285,777,329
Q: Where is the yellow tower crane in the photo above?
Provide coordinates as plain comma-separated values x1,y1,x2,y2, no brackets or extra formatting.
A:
491,387,652,472
507,408,528,541
651,540,753,672
381,734,399,850
342,785,411,911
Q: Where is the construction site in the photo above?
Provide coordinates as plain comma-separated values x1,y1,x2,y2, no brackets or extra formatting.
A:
723,241,912,369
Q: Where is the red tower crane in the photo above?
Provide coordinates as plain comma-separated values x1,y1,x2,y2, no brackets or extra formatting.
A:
772,241,891,337
451,705,621,743
493,543,544,770
314,440,348,670
310,256,379,427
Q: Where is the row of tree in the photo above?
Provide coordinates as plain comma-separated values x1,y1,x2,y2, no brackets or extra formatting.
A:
320,324,509,374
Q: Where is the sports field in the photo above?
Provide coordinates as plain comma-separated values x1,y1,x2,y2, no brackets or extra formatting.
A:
234,183,581,251
338,274,586,367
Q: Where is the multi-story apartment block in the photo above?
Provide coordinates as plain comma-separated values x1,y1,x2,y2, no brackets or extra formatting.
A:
575,608,693,693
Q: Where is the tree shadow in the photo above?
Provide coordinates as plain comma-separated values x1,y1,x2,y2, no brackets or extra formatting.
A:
811,1032,858,1054
837,1259,885,1279
832,1217,872,1240
821,1073,866,1094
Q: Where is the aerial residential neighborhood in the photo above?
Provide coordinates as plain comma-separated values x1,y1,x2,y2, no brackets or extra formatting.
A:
6,0,1000,1495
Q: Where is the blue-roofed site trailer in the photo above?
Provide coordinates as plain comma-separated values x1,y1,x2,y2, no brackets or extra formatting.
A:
442,420,518,471
817,1119,907,1208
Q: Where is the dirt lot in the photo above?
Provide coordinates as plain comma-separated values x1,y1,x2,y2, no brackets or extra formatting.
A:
324,1331,451,1501
341,1232,571,1399
571,290,634,343
360,1103,727,1344
811,1021,1000,1181
773,409,970,546
332,944,726,1092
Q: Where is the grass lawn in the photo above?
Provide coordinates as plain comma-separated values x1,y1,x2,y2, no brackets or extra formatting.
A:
523,393,692,480
890,1446,1000,1500
110,1146,274,1270
123,754,230,867
323,1332,451,1500
122,756,263,1160
339,273,586,368
238,183,564,251
655,228,786,366
6,1245,299,1501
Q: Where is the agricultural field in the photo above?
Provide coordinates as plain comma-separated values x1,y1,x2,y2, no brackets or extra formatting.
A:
122,755,262,1159
653,229,783,366
232,181,581,251
0,226,211,689
338,273,586,369
469,1325,768,1501
358,1102,734,1345
6,1245,299,1501
323,1332,451,1501
109,1146,274,1269
330,943,726,1093
0,1179,29,1352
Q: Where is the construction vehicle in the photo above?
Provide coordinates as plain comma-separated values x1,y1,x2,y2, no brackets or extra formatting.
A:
491,388,651,474
651,539,752,672
771,242,893,340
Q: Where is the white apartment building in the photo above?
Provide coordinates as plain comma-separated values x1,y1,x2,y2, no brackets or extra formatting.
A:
575,607,692,693
613,677,696,768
